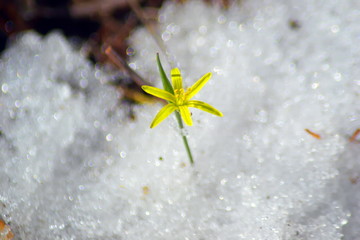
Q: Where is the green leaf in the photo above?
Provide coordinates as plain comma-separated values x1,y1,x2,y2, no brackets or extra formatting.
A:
156,53,174,94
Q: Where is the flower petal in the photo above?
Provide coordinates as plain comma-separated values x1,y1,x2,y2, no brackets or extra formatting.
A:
186,72,212,100
171,68,183,91
142,85,175,102
179,105,193,126
150,104,177,128
187,100,223,117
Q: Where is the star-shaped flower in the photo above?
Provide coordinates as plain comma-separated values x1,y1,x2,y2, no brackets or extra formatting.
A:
142,68,223,128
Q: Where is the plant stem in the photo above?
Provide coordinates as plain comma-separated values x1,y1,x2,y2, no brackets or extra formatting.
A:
175,111,194,165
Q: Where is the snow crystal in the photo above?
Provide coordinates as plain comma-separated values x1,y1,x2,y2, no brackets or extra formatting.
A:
1,0,360,239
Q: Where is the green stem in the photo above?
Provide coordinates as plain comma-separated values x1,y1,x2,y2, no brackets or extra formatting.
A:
175,111,194,165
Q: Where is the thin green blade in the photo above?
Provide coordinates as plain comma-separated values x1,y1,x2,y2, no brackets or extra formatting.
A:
156,53,174,94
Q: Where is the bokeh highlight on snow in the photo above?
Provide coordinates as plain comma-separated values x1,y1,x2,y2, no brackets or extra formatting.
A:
1,0,360,239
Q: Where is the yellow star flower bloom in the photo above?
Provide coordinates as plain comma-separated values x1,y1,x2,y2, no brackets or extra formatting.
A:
142,68,223,128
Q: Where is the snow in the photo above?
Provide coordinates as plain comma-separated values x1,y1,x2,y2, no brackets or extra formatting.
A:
1,0,360,239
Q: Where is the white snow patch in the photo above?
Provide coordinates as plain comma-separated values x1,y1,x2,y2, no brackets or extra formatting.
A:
1,0,360,239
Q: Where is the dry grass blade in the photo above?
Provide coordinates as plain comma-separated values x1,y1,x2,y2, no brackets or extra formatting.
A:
350,128,360,143
104,45,149,87
305,129,321,139
104,46,166,104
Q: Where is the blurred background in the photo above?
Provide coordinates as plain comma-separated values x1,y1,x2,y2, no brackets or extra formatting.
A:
0,0,232,59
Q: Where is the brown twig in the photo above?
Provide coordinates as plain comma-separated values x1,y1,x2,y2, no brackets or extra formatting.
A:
104,45,149,87
305,129,321,139
349,128,360,142
70,0,128,18
104,46,167,104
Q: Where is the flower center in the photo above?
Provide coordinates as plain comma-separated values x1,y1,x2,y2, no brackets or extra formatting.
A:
174,88,189,105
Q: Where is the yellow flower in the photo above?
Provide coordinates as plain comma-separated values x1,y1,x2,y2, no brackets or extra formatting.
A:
142,68,223,128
